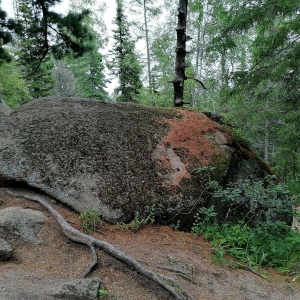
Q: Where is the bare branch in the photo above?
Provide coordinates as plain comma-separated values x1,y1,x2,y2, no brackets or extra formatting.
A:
186,76,207,90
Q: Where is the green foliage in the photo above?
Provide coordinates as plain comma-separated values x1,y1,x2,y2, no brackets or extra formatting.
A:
109,0,143,102
0,0,96,99
144,204,156,225
115,205,156,231
191,206,218,236
213,176,291,224
23,57,54,99
191,178,300,275
128,212,146,230
69,50,108,100
98,288,109,299
215,0,300,178
286,175,300,205
222,119,252,147
79,209,103,233
137,88,173,107
0,2,22,63
192,165,215,179
0,61,30,108
148,29,175,106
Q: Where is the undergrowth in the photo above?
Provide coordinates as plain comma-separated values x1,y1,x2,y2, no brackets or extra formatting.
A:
116,205,156,231
191,177,300,278
286,174,300,206
193,213,300,276
79,209,103,233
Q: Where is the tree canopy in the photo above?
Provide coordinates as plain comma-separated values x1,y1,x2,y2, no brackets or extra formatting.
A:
0,0,95,67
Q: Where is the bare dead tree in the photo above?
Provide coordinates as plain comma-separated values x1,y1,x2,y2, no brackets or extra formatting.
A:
173,0,189,107
173,0,206,107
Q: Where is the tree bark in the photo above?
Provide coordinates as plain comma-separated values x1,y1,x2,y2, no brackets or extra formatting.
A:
173,0,188,107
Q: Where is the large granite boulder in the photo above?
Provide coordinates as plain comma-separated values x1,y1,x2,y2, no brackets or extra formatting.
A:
0,97,292,227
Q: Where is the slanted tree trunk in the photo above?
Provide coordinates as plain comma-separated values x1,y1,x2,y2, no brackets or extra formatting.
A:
173,0,188,107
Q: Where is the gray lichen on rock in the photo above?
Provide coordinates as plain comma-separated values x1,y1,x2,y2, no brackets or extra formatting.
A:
0,97,292,227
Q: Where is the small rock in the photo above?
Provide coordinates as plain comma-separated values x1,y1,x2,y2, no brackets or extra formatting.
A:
0,207,46,244
53,277,102,300
0,238,13,260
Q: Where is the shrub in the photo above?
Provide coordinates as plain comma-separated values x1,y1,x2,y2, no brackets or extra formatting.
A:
192,178,300,276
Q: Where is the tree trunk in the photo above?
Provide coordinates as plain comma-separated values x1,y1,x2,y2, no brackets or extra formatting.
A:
193,0,208,107
195,0,207,80
143,0,152,89
173,0,188,107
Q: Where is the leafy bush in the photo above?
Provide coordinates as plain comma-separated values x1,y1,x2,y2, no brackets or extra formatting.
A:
212,176,292,225
286,174,300,205
192,178,300,276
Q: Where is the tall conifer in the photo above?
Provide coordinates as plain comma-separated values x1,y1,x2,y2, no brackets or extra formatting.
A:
109,0,142,102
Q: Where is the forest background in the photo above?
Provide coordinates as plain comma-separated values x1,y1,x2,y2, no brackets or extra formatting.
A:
0,0,299,201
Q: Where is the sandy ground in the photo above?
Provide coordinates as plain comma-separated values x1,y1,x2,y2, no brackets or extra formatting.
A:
0,188,299,300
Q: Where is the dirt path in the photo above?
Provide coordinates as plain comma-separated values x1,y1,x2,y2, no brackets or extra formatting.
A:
0,189,299,300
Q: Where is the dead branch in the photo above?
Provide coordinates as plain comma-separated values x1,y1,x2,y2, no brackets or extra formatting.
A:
186,76,207,90
229,257,266,279
5,189,195,300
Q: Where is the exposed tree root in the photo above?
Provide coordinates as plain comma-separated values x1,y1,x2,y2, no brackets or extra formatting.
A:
156,265,197,284
5,189,195,300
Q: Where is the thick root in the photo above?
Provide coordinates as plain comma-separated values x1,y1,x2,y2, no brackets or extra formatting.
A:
5,189,195,300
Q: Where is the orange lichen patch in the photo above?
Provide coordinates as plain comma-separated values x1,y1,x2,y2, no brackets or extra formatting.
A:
163,109,224,167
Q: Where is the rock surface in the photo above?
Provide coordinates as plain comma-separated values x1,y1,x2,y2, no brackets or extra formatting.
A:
0,237,12,261
0,97,291,226
52,278,102,300
0,98,12,116
0,207,45,244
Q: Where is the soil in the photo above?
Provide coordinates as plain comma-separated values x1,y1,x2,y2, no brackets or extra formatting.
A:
0,188,299,300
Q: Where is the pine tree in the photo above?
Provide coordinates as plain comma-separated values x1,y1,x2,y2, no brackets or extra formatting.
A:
14,0,54,98
216,0,300,177
109,0,143,102
68,0,108,100
0,1,22,63
70,51,108,100
0,61,30,108
1,0,95,66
